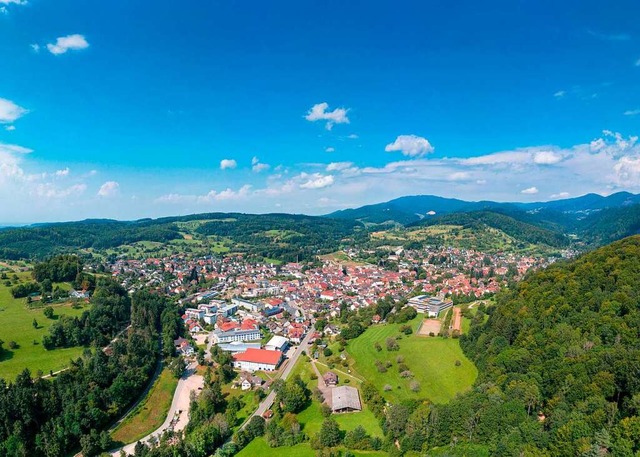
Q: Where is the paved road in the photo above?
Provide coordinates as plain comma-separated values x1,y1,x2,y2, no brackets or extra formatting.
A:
242,327,315,427
109,362,204,456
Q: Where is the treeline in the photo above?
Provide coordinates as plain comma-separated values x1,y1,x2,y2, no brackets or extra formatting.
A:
383,235,640,456
32,254,83,282
0,220,181,259
0,284,175,456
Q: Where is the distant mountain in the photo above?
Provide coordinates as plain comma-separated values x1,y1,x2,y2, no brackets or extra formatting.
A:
326,192,640,226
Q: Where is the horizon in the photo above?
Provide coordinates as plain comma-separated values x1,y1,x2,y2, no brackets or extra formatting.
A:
2,1,640,222
0,189,633,227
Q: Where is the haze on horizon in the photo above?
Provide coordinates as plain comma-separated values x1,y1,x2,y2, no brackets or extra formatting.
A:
1,0,640,223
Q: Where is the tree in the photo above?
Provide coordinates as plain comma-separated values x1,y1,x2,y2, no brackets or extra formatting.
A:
32,318,38,329
318,417,342,448
245,415,266,439
43,306,54,319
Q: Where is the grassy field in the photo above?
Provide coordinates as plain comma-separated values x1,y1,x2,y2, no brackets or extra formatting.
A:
237,438,387,457
111,367,179,444
347,316,477,404
0,271,90,380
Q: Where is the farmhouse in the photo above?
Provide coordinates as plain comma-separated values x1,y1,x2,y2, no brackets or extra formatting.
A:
232,348,283,372
408,295,453,318
331,386,361,413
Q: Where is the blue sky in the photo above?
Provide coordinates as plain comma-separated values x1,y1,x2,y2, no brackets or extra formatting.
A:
1,0,640,222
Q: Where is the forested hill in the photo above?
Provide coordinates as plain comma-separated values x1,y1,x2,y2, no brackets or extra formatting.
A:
417,235,640,455
408,210,570,248
0,213,365,261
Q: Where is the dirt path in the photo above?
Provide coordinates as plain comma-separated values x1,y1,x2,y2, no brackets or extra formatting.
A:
310,360,332,408
452,307,462,333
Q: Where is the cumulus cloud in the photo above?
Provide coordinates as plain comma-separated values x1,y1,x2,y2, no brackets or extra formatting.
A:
220,159,237,170
305,102,350,130
55,168,70,177
550,192,570,199
554,91,566,98
347,134,359,139
157,185,252,204
0,98,28,124
521,186,539,194
385,135,434,157
30,44,40,53
251,157,270,173
624,109,640,116
533,150,563,165
98,181,119,197
46,34,90,55
0,142,32,155
299,173,335,189
325,147,335,153
614,157,640,187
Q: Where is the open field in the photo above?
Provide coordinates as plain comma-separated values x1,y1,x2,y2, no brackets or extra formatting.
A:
111,367,179,444
347,316,477,404
237,437,388,457
0,272,90,380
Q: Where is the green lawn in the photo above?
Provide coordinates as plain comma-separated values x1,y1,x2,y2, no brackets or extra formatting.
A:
111,367,179,444
237,438,387,457
0,272,90,381
347,316,477,404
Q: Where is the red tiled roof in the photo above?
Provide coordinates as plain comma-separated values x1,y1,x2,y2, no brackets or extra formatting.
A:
233,348,282,365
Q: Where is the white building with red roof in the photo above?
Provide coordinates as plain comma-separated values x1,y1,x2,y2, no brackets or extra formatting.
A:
232,348,283,372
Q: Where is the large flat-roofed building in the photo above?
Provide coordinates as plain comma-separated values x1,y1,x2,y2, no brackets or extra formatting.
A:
265,335,289,352
408,295,453,318
331,386,362,413
213,327,261,343
232,348,283,372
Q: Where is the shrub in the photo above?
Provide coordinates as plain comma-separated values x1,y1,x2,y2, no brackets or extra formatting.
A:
396,355,404,363
455,359,462,366
384,384,393,391
386,337,399,351
374,342,382,352
375,360,387,373
410,380,421,392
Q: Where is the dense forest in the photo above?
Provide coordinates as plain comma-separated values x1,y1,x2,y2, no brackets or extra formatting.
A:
405,235,640,455
0,284,177,457
0,213,365,262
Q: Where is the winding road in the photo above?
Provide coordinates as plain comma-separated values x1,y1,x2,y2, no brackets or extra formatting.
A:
108,362,204,456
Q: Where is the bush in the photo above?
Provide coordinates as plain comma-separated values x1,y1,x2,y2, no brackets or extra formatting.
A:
400,324,413,335
410,380,421,392
386,337,399,351
374,342,382,352
396,355,404,363
384,384,393,391
455,359,462,366
397,363,409,372
323,347,333,357
375,360,387,373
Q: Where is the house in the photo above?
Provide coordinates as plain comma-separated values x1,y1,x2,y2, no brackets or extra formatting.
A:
288,326,305,344
323,324,340,337
232,348,283,372
239,372,264,390
188,321,203,334
323,371,338,387
408,295,453,318
331,386,362,413
173,337,195,356
265,335,289,352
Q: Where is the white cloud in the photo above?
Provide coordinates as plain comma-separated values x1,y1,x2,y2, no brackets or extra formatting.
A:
299,173,335,189
253,163,270,173
326,162,353,172
0,7,6,14
98,181,119,197
385,135,434,157
347,134,359,139
448,171,470,181
0,98,28,124
0,142,32,155
550,192,570,199
624,109,640,116
636,58,640,67
220,159,237,170
521,186,539,195
30,44,40,53
5,125,16,131
46,34,90,55
325,147,335,153
157,185,252,204
614,156,640,187
0,0,28,4
305,102,350,130
55,168,70,177
33,183,86,199
554,91,566,98
533,150,563,165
